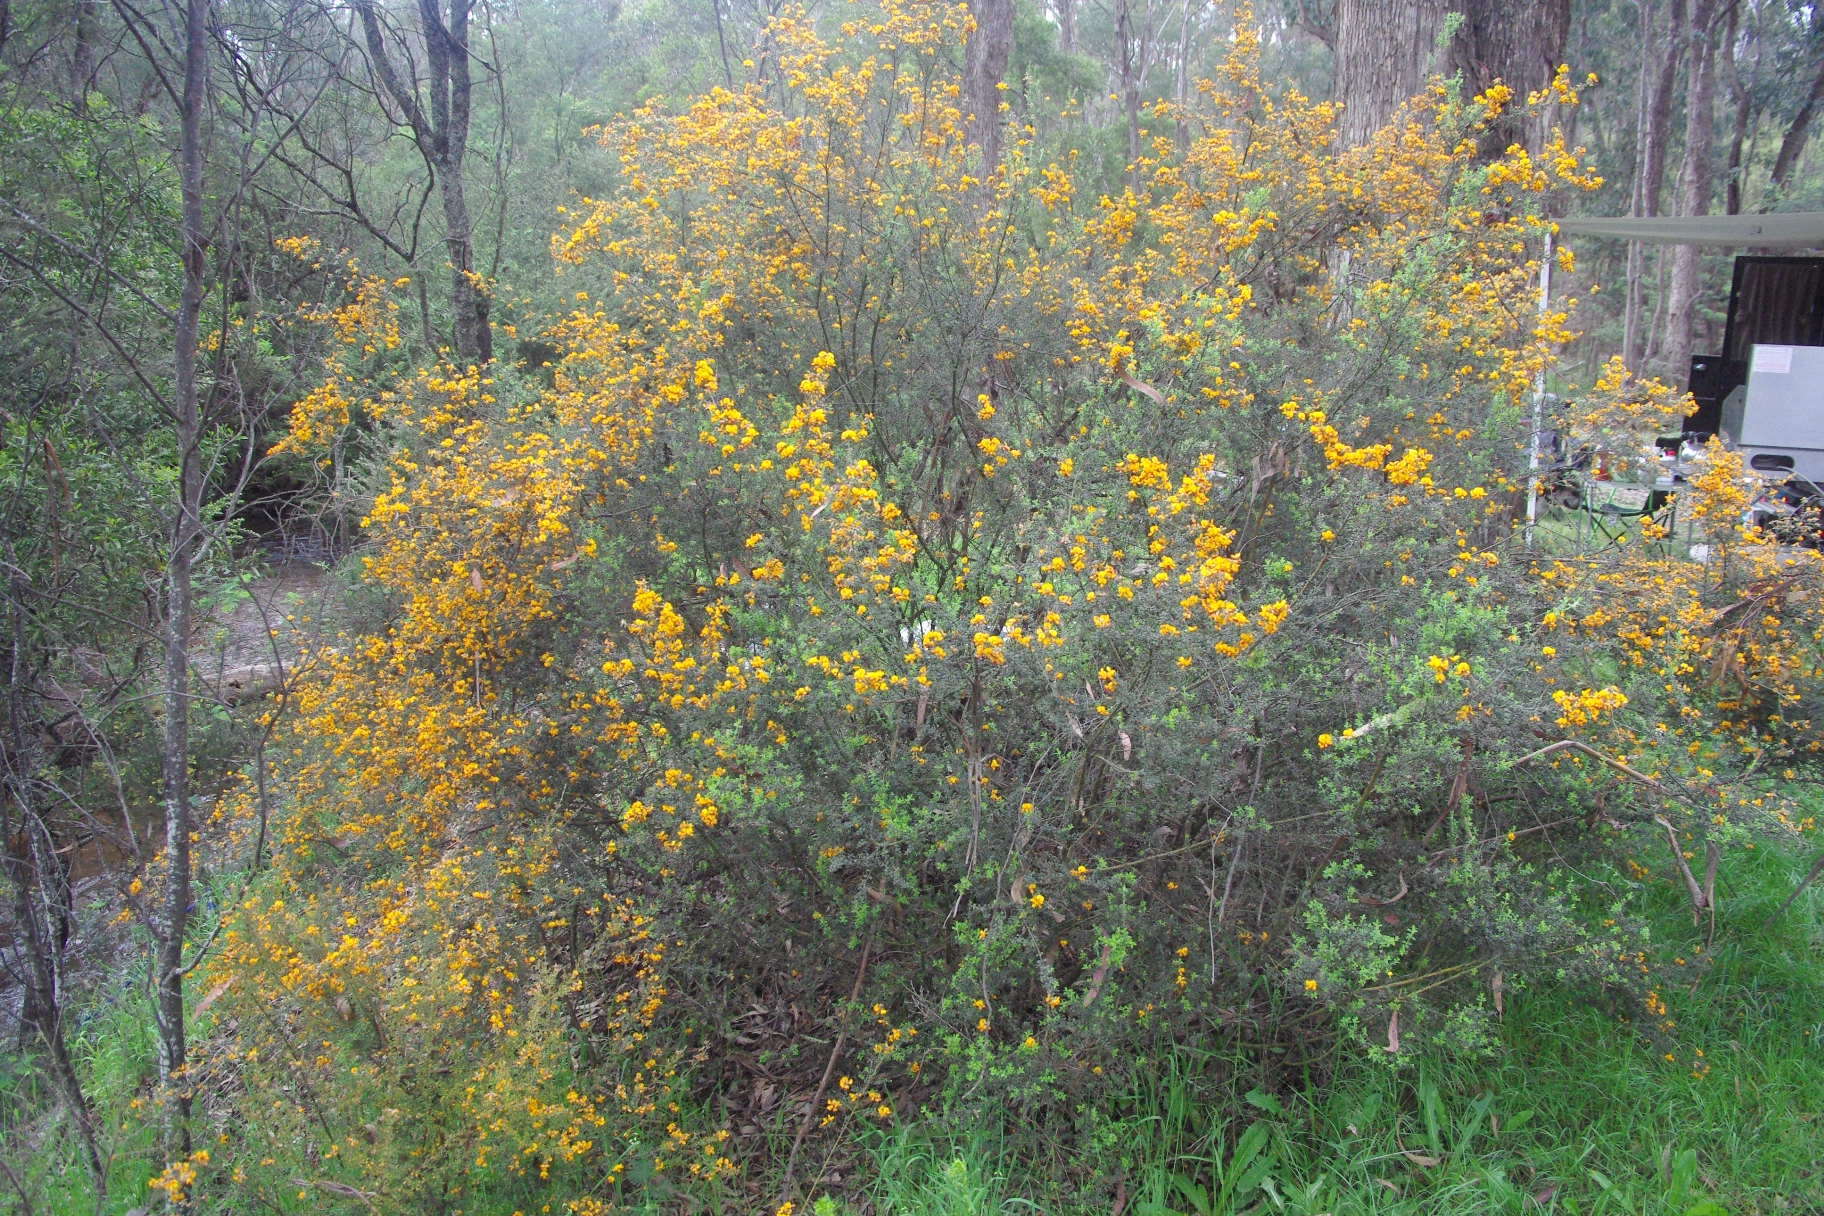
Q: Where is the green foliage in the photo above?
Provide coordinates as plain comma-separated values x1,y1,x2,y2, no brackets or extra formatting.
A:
15,1,1824,1212
786,837,1822,1216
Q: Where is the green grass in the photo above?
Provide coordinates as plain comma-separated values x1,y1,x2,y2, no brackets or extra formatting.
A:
820,839,1824,1216
0,961,162,1213
7,841,1820,1214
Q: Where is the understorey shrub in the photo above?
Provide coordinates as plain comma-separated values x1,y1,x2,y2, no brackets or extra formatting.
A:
194,3,1824,1208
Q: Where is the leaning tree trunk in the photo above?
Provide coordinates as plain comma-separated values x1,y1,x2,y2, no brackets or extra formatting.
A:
1665,0,1719,382
1771,59,1824,195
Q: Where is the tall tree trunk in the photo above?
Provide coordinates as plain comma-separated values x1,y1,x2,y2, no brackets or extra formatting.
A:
1447,0,1572,154
1335,0,1444,148
963,0,1014,176
354,0,492,364
1625,0,1684,371
426,0,489,365
1116,0,1142,176
1334,0,1568,151
1666,0,1719,381
710,0,733,90
1723,0,1750,215
1173,0,1194,152
1056,0,1074,55
70,0,99,105
153,0,209,1166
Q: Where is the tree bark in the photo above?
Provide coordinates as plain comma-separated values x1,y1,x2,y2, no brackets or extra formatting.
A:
1447,0,1572,154
1665,0,1719,381
710,0,734,90
353,0,492,364
1334,0,1568,150
1055,0,1075,55
70,0,99,106
1173,0,1196,152
1335,0,1444,148
1624,0,1684,371
1723,0,1749,215
963,0,1014,176
152,0,211,1167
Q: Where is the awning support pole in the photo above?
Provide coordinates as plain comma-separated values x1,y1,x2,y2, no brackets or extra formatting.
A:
1525,227,1555,549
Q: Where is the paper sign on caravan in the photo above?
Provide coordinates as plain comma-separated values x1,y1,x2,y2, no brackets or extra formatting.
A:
1751,344,1794,375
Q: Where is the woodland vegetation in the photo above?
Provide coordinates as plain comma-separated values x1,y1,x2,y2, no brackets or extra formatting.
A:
2,0,1823,1212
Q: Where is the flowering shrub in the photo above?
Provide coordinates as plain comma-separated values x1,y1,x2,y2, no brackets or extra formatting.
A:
196,2,1822,1208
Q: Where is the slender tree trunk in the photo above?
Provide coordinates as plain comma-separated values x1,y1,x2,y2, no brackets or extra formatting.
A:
1666,0,1719,381
1117,0,1142,176
1723,0,1749,215
3,820,105,1190
1625,0,1684,371
963,0,1014,176
354,0,492,364
1173,0,1193,152
154,0,210,1164
710,0,733,90
1056,0,1074,54
426,0,489,364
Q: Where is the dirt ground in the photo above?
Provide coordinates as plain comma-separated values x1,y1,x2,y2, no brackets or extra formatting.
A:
190,560,340,702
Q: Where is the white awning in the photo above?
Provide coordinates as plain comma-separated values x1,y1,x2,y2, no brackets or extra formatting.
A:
1555,212,1824,248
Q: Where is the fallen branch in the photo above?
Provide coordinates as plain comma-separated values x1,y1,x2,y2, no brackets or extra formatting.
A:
778,930,874,1203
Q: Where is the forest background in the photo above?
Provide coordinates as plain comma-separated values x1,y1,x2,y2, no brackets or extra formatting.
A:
3,0,1824,1212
